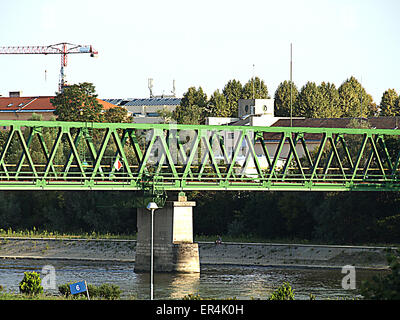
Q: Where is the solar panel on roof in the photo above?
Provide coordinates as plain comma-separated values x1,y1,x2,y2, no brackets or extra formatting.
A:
119,97,181,106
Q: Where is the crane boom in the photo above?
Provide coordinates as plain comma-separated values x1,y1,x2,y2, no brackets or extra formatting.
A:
0,42,98,92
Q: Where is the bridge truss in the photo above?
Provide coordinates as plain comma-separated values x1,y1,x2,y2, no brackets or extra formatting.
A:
0,120,400,192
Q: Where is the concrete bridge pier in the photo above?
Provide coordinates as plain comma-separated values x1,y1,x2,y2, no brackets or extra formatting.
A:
134,194,200,273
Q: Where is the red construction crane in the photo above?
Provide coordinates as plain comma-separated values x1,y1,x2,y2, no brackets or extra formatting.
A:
0,42,98,92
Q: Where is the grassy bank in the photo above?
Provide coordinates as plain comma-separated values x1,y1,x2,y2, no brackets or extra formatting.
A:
1,227,399,248
0,292,68,300
0,228,136,240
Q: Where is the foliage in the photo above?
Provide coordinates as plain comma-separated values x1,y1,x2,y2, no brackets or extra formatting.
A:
312,192,384,243
338,76,377,118
4,78,400,245
278,192,315,239
0,190,137,235
4,188,400,245
222,79,243,118
380,89,399,116
208,89,229,117
239,192,285,239
295,81,324,118
58,282,73,297
95,283,122,300
268,282,295,300
161,75,400,124
274,80,298,117
318,82,341,118
241,77,269,99
58,282,121,300
19,271,43,295
172,86,208,124
360,249,400,299
104,106,132,123
294,81,342,118
51,82,104,122
191,191,249,236
164,75,392,124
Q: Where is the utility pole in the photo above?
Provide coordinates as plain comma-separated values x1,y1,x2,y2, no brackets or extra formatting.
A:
290,43,293,127
252,64,255,99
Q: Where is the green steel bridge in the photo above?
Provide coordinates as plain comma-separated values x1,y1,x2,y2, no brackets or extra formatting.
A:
0,120,400,193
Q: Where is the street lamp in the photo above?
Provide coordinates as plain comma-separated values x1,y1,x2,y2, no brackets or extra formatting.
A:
146,201,159,300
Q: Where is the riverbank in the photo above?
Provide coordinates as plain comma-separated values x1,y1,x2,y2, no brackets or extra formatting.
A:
0,237,392,269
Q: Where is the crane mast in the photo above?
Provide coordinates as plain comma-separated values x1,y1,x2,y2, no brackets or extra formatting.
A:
0,42,98,92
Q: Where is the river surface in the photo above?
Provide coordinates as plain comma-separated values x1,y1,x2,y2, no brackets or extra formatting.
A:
0,259,387,300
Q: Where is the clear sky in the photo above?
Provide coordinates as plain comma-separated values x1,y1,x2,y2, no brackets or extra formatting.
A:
0,0,399,104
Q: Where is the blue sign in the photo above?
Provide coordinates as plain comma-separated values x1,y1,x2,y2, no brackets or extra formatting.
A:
69,281,88,295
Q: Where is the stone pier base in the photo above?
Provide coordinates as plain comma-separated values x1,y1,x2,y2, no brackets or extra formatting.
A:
134,197,200,273
135,242,200,273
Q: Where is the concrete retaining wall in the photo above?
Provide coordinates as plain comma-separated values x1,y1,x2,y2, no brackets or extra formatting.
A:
0,237,392,269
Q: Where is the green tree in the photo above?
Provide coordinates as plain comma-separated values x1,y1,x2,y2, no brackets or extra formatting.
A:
240,192,286,239
51,82,104,122
104,106,132,123
338,76,377,118
380,88,399,116
190,191,247,236
222,79,243,117
172,86,208,124
274,80,298,117
312,192,383,243
294,81,324,118
278,192,315,239
208,89,229,117
318,82,342,118
241,77,269,99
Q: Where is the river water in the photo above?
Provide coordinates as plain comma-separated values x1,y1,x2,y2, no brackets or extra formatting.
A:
0,259,387,300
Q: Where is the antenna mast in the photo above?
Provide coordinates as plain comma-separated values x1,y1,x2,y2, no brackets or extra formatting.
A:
148,78,154,98
290,43,293,127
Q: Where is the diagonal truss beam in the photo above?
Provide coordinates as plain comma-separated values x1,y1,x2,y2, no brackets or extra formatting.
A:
0,120,398,191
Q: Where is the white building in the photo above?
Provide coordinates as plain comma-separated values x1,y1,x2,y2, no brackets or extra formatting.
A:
206,98,303,174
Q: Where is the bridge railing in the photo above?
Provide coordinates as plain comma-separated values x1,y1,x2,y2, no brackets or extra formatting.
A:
0,120,399,191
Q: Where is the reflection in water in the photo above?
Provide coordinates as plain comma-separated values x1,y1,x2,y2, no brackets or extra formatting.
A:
0,259,388,300
167,272,200,299
134,272,200,299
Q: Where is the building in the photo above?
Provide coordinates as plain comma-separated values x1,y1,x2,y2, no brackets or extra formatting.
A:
264,116,400,161
104,97,181,124
0,95,55,120
206,98,280,127
206,98,400,174
206,98,301,162
0,92,116,121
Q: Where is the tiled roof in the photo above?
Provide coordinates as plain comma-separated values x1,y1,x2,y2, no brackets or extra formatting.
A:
0,96,53,111
96,99,116,110
0,96,116,112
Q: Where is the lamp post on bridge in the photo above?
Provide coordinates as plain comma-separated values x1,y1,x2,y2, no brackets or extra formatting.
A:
146,201,159,300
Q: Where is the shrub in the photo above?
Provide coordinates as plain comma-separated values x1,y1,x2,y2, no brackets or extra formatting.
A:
97,283,122,300
58,282,121,300
19,271,43,295
268,282,295,300
58,282,73,298
360,249,400,299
